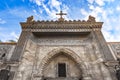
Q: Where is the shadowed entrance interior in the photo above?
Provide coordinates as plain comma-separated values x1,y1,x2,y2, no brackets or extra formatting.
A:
58,63,66,77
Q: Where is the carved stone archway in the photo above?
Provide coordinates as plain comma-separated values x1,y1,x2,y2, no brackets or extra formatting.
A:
37,48,85,79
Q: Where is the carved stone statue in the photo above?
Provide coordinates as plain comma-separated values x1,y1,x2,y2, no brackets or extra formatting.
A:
26,16,34,23
87,15,96,22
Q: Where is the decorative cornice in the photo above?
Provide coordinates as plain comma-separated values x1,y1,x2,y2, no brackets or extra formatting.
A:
20,15,103,32
20,22,103,31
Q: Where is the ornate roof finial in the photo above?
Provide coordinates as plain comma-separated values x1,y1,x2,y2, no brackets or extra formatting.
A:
26,15,34,23
56,11,67,21
87,15,96,22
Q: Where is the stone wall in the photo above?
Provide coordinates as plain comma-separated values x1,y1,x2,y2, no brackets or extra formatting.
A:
108,42,120,60
0,43,16,63
0,43,16,80
14,40,37,80
0,34,116,80
0,36,117,80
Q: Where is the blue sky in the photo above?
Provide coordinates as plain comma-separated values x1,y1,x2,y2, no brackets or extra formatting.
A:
0,0,120,42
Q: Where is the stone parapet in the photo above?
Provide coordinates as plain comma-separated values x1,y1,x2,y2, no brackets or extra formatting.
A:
20,21,103,32
20,15,103,32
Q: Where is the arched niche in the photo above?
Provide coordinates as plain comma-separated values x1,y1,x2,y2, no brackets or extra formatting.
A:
38,48,84,80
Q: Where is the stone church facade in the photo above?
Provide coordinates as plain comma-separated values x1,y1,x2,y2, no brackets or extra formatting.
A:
0,14,120,80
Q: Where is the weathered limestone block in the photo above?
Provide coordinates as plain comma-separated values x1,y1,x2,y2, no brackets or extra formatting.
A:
15,53,34,80
13,30,114,80
100,63,112,80
0,45,15,61
14,40,37,80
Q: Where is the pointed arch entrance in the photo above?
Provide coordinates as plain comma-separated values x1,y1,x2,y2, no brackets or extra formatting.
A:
39,48,84,80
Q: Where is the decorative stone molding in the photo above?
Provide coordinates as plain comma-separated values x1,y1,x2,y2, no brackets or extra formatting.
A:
87,15,96,22
26,16,35,23
34,48,85,78
20,16,103,33
21,22,103,29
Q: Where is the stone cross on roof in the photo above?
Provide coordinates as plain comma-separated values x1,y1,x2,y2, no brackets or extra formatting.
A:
56,11,67,21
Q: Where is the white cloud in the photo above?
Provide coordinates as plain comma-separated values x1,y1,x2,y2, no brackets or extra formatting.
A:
29,0,69,20
10,32,19,40
80,9,88,16
80,1,120,42
80,5,103,21
102,30,114,42
89,5,94,10
87,0,94,4
104,0,115,2
30,0,59,19
0,31,19,42
0,18,6,24
9,8,30,18
87,0,104,6
48,0,61,10
95,0,105,6
102,29,120,42
101,10,120,42
87,0,115,6
44,0,62,19
32,9,42,20
116,6,120,11
8,8,41,20
29,0,44,6
42,4,57,19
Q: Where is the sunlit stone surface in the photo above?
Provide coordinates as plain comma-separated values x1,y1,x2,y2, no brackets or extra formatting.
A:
0,15,120,80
